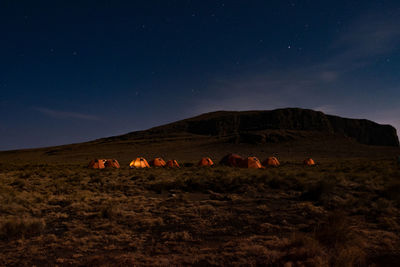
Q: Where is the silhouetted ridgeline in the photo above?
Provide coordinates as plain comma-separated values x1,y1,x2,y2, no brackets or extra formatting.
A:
110,108,399,147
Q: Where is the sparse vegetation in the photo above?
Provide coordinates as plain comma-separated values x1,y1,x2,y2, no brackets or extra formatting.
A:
0,159,399,266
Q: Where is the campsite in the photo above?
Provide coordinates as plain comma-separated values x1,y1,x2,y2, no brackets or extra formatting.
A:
2,1,400,266
1,109,400,266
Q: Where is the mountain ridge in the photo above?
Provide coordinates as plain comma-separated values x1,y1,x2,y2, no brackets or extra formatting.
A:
103,108,399,147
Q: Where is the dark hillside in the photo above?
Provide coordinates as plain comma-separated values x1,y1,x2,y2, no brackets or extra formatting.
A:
105,108,399,147
1,108,399,165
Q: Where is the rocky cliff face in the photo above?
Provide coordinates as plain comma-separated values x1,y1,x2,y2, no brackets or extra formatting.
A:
148,108,399,147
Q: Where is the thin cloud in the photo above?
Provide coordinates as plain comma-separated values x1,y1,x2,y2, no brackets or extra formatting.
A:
322,12,400,74
334,13,400,57
191,10,400,126
34,107,100,121
313,105,337,114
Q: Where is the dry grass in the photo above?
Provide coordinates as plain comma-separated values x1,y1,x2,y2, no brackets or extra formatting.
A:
0,159,399,266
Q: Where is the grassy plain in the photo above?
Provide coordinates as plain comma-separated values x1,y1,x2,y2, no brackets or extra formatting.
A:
0,158,399,266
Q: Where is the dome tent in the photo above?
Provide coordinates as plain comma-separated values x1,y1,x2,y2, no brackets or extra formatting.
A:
219,153,243,167
263,157,280,167
239,157,263,169
130,157,150,168
166,159,180,168
149,157,166,167
198,157,214,167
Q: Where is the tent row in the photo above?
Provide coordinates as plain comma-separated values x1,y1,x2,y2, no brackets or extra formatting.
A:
130,157,180,168
219,154,315,168
88,157,181,169
88,155,315,169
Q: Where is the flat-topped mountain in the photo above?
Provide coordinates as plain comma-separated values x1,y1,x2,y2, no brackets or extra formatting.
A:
107,108,399,147
1,108,399,165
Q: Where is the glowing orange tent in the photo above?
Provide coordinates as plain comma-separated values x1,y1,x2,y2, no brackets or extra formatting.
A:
130,157,150,168
149,157,166,167
166,159,180,168
88,159,119,169
262,157,280,167
104,159,120,168
198,157,214,166
303,158,315,166
219,153,243,167
239,157,264,169
88,159,106,169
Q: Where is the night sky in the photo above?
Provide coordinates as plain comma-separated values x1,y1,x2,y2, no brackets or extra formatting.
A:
1,1,400,150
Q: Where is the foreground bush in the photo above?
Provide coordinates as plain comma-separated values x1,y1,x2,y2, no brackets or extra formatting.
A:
0,217,45,240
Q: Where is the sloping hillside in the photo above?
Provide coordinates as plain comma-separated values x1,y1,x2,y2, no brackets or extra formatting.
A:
107,108,398,147
0,108,399,165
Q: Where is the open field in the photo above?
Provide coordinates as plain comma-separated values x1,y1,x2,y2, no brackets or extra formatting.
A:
1,158,400,266
1,132,400,165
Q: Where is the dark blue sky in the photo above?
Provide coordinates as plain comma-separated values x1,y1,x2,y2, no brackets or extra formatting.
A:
1,0,399,150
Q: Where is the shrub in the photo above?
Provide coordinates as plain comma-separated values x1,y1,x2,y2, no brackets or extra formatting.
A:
301,177,336,203
284,233,327,265
314,211,356,249
0,217,45,240
382,181,400,207
161,231,193,241
268,177,284,189
314,211,366,266
89,176,103,184
100,204,121,220
10,179,26,189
